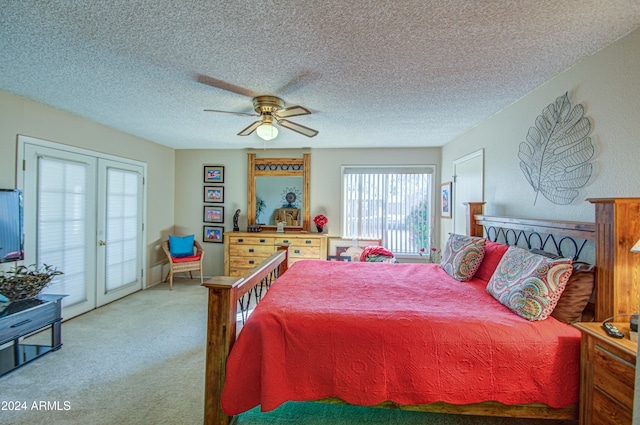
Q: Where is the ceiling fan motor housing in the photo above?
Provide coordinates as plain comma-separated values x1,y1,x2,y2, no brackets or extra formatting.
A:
253,96,285,114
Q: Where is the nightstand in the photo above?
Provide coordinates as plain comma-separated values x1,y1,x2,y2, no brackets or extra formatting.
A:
574,322,637,425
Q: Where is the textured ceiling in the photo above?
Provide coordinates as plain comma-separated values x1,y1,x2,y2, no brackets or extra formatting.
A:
1,1,639,149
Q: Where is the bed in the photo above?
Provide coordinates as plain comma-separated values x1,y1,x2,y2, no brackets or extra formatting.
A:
203,202,615,425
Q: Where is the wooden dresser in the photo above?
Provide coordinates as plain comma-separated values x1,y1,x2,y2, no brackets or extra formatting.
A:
574,322,637,425
224,231,327,276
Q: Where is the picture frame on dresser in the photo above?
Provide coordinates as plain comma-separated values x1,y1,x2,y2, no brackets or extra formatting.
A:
203,165,224,184
204,186,224,203
204,206,224,223
203,226,224,243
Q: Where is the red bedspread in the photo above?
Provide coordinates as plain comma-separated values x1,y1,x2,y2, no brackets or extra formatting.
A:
221,260,581,415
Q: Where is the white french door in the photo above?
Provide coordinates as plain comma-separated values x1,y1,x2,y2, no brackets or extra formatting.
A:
20,137,145,319
96,160,144,306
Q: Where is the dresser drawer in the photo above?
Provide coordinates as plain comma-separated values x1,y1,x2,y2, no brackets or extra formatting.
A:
592,387,633,425
289,246,321,258
593,344,635,410
0,300,58,344
228,236,275,245
275,237,320,247
229,257,271,269
229,267,250,277
229,244,275,257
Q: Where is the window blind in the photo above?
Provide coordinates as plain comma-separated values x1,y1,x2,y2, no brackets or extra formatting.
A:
343,166,434,255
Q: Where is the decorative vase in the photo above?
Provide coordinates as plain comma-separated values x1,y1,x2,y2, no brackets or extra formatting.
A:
316,224,325,233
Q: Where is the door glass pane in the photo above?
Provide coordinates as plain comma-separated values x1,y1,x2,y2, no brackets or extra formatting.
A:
105,167,140,292
39,157,88,307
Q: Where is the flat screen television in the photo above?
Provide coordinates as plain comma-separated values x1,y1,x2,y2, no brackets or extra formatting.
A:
0,189,24,263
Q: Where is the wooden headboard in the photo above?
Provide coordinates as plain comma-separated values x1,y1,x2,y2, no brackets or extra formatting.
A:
465,198,640,321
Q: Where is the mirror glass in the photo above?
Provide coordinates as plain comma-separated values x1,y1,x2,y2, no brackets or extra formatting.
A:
255,176,304,226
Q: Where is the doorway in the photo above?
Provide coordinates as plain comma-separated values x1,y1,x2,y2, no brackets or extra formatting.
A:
452,149,484,235
18,136,146,319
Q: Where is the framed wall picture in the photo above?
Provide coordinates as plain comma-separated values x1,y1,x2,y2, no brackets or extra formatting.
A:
204,186,224,203
204,205,224,223
204,165,224,184
440,181,452,218
203,225,224,243
327,238,382,262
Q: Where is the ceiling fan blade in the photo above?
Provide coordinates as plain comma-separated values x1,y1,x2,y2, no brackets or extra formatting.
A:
275,71,321,95
238,120,263,136
276,119,319,138
204,109,259,117
195,74,259,98
273,105,311,119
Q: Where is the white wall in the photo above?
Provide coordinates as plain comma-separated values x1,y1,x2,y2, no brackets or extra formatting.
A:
174,147,441,277
0,90,176,285
441,29,640,243
441,28,640,418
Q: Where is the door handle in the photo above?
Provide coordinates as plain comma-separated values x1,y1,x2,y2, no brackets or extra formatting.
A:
98,240,107,246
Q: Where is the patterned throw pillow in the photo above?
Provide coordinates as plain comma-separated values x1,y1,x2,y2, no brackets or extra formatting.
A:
439,234,486,282
487,246,573,321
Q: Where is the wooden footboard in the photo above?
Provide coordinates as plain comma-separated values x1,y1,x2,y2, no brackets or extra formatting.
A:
316,397,578,420
203,246,289,425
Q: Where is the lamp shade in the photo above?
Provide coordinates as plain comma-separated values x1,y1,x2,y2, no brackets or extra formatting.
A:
256,123,278,141
631,238,640,253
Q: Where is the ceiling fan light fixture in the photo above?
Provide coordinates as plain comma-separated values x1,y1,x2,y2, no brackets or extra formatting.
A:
256,123,278,141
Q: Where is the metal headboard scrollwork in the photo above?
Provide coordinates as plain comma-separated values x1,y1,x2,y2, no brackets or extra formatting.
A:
483,225,589,261
470,213,596,263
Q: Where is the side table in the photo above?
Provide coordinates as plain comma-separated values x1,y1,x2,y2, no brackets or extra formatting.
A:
574,322,637,425
0,294,66,377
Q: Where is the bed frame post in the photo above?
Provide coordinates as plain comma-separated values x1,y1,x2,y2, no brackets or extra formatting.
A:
203,276,240,425
464,202,485,237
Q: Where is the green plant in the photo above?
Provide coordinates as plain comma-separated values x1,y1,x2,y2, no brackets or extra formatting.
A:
0,264,63,301
406,200,430,252
256,197,266,223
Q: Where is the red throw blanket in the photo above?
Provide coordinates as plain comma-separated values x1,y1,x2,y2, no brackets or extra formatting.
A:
221,261,581,415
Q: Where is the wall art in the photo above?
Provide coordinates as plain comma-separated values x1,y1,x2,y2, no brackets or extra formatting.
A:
204,165,224,184
204,186,224,203
203,225,224,243
204,206,224,223
440,182,452,218
518,92,594,205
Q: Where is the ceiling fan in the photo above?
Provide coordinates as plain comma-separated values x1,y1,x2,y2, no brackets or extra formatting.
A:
205,95,318,140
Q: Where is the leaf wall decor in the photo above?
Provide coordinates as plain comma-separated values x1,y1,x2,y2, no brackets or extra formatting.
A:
518,93,594,205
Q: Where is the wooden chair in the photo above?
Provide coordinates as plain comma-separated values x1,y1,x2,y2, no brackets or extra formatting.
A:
162,239,205,290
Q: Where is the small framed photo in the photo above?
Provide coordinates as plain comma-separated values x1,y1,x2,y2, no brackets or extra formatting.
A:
204,165,224,184
204,186,224,203
440,182,452,218
204,206,224,223
203,225,224,243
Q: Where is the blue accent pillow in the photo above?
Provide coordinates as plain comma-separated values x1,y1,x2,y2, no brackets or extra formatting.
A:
169,234,194,258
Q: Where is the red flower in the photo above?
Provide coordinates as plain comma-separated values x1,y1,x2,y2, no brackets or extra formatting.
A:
313,214,328,227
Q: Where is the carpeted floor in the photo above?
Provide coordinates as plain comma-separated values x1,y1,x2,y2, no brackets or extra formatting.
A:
0,278,578,425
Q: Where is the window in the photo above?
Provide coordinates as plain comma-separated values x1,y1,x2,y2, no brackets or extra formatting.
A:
342,166,434,255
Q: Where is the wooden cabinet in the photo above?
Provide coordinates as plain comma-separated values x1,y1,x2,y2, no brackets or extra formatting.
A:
224,231,327,276
574,322,637,425
587,198,640,321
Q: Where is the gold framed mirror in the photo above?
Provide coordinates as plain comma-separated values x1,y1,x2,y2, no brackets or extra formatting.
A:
248,153,310,231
